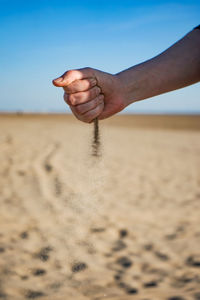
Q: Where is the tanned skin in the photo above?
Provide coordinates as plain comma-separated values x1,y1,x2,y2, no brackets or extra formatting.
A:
53,29,200,123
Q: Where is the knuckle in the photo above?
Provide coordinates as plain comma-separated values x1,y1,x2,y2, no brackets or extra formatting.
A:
101,101,105,110
97,86,101,94
75,105,82,115
99,94,104,102
71,109,81,121
66,69,75,76
96,102,104,115
93,86,100,97
64,84,73,94
62,70,72,80
63,92,67,100
80,80,88,91
75,114,82,121
96,105,101,113
68,94,76,105
83,110,93,122
63,93,70,104
84,67,92,73
71,80,83,93
90,78,97,87
82,115,90,123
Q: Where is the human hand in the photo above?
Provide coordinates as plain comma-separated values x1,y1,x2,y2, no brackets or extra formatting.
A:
52,67,127,123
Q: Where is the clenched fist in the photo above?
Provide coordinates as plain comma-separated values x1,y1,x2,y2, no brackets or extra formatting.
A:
52,67,127,123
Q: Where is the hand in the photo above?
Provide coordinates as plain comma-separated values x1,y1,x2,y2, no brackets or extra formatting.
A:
52,67,127,123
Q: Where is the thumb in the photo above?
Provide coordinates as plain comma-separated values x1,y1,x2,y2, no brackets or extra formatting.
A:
52,68,94,87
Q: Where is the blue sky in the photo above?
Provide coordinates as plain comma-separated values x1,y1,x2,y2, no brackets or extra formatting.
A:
0,0,199,113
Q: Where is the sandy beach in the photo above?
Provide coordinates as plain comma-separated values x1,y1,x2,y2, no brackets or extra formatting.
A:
0,113,200,300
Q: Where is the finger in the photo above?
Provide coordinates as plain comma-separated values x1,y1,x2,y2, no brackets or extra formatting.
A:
71,101,104,123
73,94,104,115
52,67,94,87
63,78,97,93
64,86,101,106
98,108,110,120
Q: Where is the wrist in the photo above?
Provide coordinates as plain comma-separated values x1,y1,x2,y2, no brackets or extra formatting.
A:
116,60,161,105
115,68,141,107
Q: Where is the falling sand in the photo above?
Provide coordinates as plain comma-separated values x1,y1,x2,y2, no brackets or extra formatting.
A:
92,118,100,157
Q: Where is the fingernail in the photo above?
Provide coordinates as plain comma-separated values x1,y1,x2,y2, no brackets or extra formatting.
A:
54,77,63,83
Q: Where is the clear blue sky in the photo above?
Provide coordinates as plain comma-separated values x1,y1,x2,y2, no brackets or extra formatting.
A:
0,0,199,113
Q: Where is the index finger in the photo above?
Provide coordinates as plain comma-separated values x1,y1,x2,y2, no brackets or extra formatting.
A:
63,78,97,94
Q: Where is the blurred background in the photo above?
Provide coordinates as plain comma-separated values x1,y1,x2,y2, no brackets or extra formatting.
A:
0,2,200,299
0,0,200,113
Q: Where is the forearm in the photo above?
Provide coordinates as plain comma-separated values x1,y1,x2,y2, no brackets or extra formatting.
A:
117,29,200,106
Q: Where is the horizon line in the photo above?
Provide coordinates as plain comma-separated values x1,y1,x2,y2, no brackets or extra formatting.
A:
0,111,200,116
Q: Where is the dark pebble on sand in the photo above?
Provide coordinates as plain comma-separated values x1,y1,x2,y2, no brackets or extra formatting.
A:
21,275,29,280
17,170,25,176
186,255,200,267
114,274,121,281
26,290,45,299
20,232,29,239
35,246,52,262
143,243,154,251
116,256,133,268
119,229,128,238
0,248,5,253
174,273,194,285
44,163,52,172
117,282,126,288
194,292,200,300
154,251,169,261
49,282,62,290
126,287,138,294
33,269,46,276
117,282,138,294
104,253,112,257
165,233,177,240
90,227,105,233
143,281,158,288
72,262,88,273
112,240,127,252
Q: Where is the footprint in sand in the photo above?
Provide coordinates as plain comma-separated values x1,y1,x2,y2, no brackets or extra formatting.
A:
54,176,62,196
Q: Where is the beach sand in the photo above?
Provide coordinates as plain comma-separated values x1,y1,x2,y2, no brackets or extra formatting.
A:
0,114,200,300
